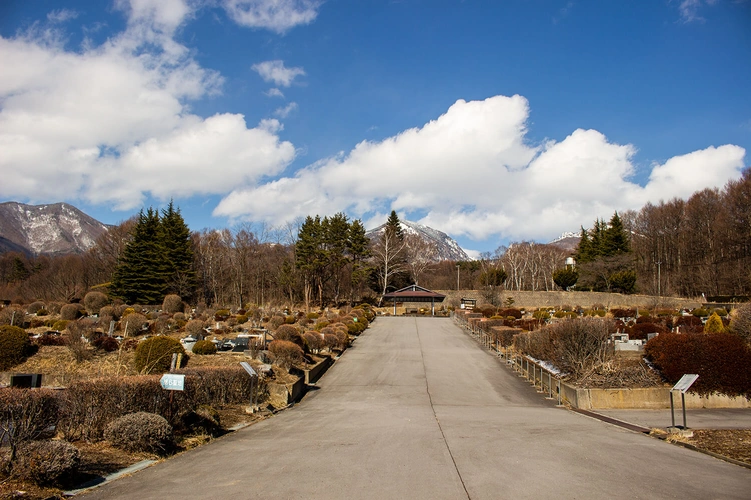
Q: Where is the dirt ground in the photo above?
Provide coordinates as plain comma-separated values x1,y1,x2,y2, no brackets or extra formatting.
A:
679,429,751,466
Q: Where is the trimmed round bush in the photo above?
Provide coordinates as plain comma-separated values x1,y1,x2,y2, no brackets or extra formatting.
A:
104,412,174,454
274,324,303,347
0,325,36,370
99,305,118,321
268,340,304,369
173,312,186,321
134,336,187,374
185,319,205,337
14,440,80,485
26,301,46,314
60,303,84,320
122,312,149,337
303,331,323,352
162,294,184,314
83,291,109,315
192,339,217,355
214,309,231,321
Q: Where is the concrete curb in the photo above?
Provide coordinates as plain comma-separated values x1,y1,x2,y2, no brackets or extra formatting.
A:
64,459,158,496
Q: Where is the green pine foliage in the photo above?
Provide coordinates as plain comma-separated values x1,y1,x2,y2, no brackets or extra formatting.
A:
110,203,195,305
574,212,636,293
295,213,372,307
385,210,404,241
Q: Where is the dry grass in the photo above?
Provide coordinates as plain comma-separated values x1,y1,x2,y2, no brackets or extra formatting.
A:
0,346,139,387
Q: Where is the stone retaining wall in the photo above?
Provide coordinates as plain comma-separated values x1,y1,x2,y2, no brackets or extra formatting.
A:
438,290,701,309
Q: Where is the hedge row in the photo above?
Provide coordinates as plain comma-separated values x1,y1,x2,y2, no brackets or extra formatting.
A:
645,332,751,398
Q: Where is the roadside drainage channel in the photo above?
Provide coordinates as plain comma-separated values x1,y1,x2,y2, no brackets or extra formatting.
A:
569,407,651,434
64,459,157,497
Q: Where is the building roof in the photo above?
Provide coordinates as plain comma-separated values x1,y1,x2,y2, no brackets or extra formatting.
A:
382,284,446,303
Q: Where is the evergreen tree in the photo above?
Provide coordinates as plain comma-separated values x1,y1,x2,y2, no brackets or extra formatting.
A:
348,219,371,302
110,208,170,304
602,212,630,256
160,201,196,298
385,210,404,241
295,216,326,310
110,203,195,305
574,226,594,263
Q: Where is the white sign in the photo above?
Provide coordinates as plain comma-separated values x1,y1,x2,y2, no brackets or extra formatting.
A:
240,361,257,377
672,374,699,393
160,373,185,391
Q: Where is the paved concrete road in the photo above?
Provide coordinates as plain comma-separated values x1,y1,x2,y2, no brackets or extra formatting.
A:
83,318,750,499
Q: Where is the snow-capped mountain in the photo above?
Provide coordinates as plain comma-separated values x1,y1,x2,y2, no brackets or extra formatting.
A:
548,231,580,252
366,220,470,262
0,202,109,256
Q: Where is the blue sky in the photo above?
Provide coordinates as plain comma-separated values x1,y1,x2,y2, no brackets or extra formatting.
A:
1,0,749,256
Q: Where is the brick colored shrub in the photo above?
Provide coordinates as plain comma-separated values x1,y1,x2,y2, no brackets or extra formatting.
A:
60,303,84,320
162,294,185,314
84,291,109,315
92,336,120,352
610,308,636,319
192,339,217,355
645,332,751,398
104,412,174,454
627,322,669,340
134,336,187,374
26,301,46,314
478,305,496,318
0,389,61,466
673,315,703,334
34,333,67,346
274,324,304,347
0,325,36,370
268,340,304,369
14,440,80,485
497,308,522,319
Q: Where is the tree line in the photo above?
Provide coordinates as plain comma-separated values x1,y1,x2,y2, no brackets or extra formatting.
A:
1,170,749,305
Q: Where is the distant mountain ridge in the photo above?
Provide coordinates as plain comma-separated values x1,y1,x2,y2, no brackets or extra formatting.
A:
366,220,470,262
548,231,580,252
0,202,109,256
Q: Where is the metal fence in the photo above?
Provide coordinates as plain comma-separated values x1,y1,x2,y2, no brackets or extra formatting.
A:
453,312,564,405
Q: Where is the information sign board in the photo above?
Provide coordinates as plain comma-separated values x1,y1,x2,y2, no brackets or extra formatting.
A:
672,374,699,393
160,373,185,391
240,361,257,377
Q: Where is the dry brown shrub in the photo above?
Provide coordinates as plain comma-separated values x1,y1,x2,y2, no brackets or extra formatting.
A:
84,291,109,315
13,440,80,485
268,340,303,369
0,389,61,467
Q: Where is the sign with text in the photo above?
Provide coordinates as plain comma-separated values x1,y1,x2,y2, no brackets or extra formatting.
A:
672,374,699,393
160,373,185,391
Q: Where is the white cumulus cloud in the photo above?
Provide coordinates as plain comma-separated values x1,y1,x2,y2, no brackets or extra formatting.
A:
0,1,295,210
252,60,305,87
214,95,746,243
221,0,321,33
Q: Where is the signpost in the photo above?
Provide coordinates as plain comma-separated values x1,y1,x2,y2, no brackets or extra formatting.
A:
240,362,258,412
670,374,699,430
159,373,185,391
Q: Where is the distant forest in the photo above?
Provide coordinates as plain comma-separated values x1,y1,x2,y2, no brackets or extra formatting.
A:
0,170,749,307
